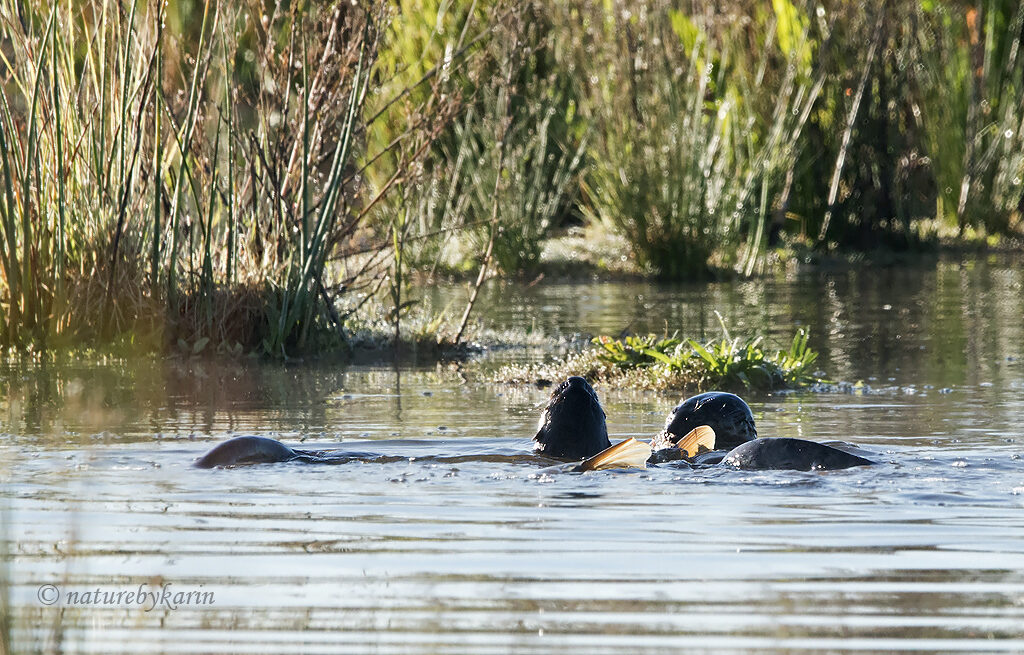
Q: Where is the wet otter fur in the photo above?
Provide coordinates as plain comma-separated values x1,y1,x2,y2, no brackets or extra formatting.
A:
195,379,873,472
194,436,302,468
532,376,612,460
653,391,757,452
722,436,874,471
655,391,873,471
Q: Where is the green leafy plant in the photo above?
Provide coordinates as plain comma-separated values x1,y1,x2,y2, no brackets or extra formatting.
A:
593,334,688,370
770,328,820,386
583,323,823,392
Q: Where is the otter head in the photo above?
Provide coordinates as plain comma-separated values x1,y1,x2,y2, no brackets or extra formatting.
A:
533,376,612,460
660,391,757,452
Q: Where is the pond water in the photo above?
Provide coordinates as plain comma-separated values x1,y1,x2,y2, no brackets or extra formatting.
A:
3,255,1024,654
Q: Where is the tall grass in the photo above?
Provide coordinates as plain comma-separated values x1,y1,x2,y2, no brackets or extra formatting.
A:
564,1,824,278
0,1,438,354
0,1,1022,354
790,2,1024,248
369,2,587,278
918,2,1024,234
439,70,587,276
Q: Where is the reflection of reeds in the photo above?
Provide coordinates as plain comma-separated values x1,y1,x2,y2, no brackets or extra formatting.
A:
1,451,56,655
1,491,10,655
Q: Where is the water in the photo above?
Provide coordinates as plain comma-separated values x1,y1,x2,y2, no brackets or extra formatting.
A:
4,255,1024,654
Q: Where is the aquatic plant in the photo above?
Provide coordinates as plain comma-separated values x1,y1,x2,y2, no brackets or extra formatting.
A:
592,334,688,371
495,326,823,393
687,326,820,390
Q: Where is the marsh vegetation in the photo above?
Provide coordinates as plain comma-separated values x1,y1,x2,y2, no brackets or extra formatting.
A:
0,0,1021,356
496,326,822,392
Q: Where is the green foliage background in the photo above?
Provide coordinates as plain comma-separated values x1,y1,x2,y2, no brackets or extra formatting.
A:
0,0,1021,352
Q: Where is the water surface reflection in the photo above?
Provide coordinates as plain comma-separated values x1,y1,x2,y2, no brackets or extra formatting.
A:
4,255,1024,653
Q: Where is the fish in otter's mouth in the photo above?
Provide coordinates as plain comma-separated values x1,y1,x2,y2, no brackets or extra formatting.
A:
653,391,758,452
533,376,612,460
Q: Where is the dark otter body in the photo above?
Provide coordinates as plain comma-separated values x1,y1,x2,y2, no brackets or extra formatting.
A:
194,437,379,468
196,376,613,468
194,436,304,468
195,381,873,472
533,376,612,460
722,437,874,471
655,391,873,471
656,391,757,451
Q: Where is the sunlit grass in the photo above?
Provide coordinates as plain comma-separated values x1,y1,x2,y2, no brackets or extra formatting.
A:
495,324,824,392
1,0,1021,358
572,3,823,279
0,0,445,355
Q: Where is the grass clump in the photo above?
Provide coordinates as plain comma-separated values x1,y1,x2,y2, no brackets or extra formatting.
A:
374,2,588,279
559,2,824,279
0,1,390,353
495,326,822,393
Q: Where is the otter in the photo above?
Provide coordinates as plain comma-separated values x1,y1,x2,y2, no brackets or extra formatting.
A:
722,436,875,471
533,376,612,459
654,391,874,471
196,375,615,469
654,391,757,452
195,435,306,468
195,379,873,472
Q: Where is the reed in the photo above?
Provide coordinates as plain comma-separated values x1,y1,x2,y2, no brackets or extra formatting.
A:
1,1,1021,355
917,2,1024,234
369,2,586,279
0,0,441,354
563,1,824,278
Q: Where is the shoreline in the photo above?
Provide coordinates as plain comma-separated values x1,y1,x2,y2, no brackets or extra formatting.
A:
2,240,1020,363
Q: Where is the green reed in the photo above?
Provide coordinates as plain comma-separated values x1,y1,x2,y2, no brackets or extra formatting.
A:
564,1,824,279
1,1,1022,356
917,2,1024,234
0,0,432,354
